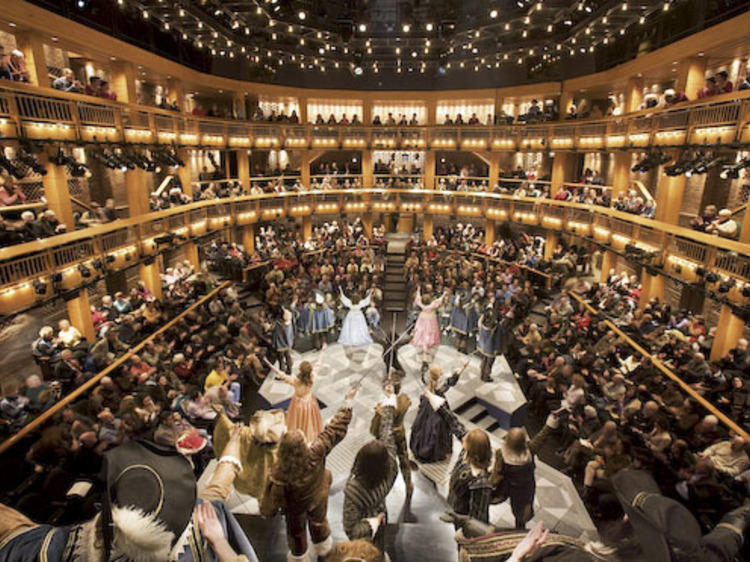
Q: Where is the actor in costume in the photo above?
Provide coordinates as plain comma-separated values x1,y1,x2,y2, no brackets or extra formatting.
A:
450,282,472,353
265,351,325,444
213,406,287,501
369,373,414,500
477,301,504,382
343,394,398,551
409,364,466,463
266,303,294,375
411,285,447,379
338,288,374,347
0,427,257,562
260,386,358,562
309,292,334,350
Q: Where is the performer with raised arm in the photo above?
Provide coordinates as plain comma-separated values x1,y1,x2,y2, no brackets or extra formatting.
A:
261,386,359,562
338,288,374,347
411,285,447,380
264,348,326,444
477,299,504,382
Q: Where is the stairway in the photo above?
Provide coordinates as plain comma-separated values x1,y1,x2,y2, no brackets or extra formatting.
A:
454,399,504,438
382,235,409,314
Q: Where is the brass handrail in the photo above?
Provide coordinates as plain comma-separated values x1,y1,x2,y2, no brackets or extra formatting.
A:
567,290,749,442
0,281,231,456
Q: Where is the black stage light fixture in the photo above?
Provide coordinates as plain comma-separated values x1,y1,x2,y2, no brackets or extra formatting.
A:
16,149,47,175
77,263,92,278
705,272,719,283
0,150,26,179
695,266,706,277
51,272,64,284
742,284,750,298
718,279,736,293
33,278,47,295
105,255,116,264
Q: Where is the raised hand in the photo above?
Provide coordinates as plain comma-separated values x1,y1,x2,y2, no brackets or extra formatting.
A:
508,521,549,562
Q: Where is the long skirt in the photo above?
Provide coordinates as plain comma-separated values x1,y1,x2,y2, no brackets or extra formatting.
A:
409,396,453,463
287,393,323,444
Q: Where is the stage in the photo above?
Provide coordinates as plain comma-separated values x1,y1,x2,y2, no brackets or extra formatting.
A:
199,342,597,560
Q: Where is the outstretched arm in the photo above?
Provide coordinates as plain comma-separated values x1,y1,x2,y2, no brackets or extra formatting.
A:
339,288,353,309
424,390,467,440
262,357,294,385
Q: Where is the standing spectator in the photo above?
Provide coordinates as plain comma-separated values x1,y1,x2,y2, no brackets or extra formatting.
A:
84,76,101,96
8,49,29,82
0,45,12,80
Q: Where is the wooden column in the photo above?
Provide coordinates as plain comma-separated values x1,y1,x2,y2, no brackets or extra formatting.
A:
300,150,311,188
138,261,163,299
612,152,632,199
655,173,686,224
110,61,137,104
125,168,151,217
677,56,707,100
423,214,433,241
710,304,745,361
424,150,436,190
302,215,312,241
184,242,200,269
740,209,750,244
40,151,75,231
362,100,372,126
176,149,193,198
485,219,495,245
167,77,186,112
640,270,665,308
426,99,437,125
488,153,501,190
625,77,644,113
544,231,558,259
397,215,414,233
361,149,374,188
298,96,308,124
66,290,95,343
236,149,250,192
16,31,48,87
551,152,576,197
233,92,247,120
559,91,575,120
242,224,255,253
362,212,373,238
600,250,616,283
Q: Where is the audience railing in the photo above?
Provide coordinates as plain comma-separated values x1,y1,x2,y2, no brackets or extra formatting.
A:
2,82,750,150
0,281,231,456
567,290,750,442
2,189,750,315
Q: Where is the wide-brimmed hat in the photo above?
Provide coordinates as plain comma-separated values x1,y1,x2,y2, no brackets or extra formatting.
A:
102,439,197,560
612,470,702,562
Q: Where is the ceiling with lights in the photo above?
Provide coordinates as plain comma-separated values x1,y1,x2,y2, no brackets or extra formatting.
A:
36,0,750,88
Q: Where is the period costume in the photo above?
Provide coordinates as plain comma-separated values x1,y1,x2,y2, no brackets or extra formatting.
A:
409,371,460,463
0,439,257,562
344,404,398,550
412,291,445,349
261,403,353,560
271,306,294,374
450,290,472,352
370,390,413,495
213,408,286,500
338,291,373,346
278,372,324,444
309,293,334,349
477,308,504,382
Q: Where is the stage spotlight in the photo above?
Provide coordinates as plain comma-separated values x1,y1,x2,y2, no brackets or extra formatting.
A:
705,272,719,283
77,264,92,278
742,284,750,298
353,65,363,76
33,278,47,295
51,272,63,284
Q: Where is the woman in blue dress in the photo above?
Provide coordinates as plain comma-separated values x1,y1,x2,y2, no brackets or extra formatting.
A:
338,288,374,347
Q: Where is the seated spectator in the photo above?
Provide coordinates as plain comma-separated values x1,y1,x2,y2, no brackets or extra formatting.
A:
8,49,29,82
372,114,382,125
699,76,717,99
662,88,689,106
705,208,739,239
327,113,337,124
700,436,750,477
640,199,656,219
715,70,733,94
0,45,12,80
52,68,83,93
409,113,419,125
99,80,117,100
691,204,717,231
739,74,750,91
0,177,26,207
84,75,101,97
0,382,30,431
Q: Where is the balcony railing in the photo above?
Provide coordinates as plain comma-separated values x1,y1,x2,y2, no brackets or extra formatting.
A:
1,188,749,316
1,82,750,150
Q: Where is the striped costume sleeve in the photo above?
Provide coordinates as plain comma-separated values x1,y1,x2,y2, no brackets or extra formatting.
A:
310,405,353,464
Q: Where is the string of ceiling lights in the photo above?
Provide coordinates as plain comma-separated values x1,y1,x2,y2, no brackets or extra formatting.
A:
112,0,676,75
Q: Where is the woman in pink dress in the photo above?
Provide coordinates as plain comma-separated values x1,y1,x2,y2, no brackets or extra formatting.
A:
264,350,324,443
411,285,447,379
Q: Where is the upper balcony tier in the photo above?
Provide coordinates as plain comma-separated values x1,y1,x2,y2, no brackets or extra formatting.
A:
1,81,750,151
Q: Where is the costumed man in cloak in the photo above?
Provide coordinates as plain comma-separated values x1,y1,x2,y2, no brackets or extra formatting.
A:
0,426,258,561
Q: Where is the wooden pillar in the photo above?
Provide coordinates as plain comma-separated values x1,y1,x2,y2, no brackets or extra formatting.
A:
655,173,686,224
302,215,312,241
423,214,434,241
625,77,644,113
397,214,414,233
424,150,436,190
300,150,311,188
236,149,250,192
551,152,576,197
184,242,200,269
16,31,48,87
676,56,707,101
167,77,186,112
488,153,501,190
66,290,95,343
559,91,575,120
299,96,308,124
544,231,558,259
710,304,745,361
612,152,631,199
233,92,247,120
426,99,437,126
485,219,495,245
110,61,137,104
138,260,163,299
362,99,372,126
640,270,665,308
740,209,750,244
125,168,151,217
242,224,255,253
176,148,193,198
361,149,373,188
40,151,75,231
362,212,373,238
600,250,616,283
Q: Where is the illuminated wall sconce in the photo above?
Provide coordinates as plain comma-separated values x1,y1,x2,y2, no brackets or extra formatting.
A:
202,134,224,144
190,220,208,235
289,204,312,215
125,128,153,142
593,225,611,241
579,137,603,147
611,233,631,249
462,138,487,148
666,255,698,279
172,227,189,237
492,138,515,149
312,138,337,146
261,207,285,218
513,211,539,224
179,133,198,144
374,138,396,147
84,126,118,138
373,202,396,211
551,138,573,148
654,130,685,144
315,203,339,213
400,202,422,212
628,133,650,145
487,208,507,218
432,138,456,148
343,138,366,147
542,216,562,228
236,210,257,224
229,136,252,146
31,122,71,131
566,220,591,235
254,136,278,146
158,131,178,142
209,215,232,228
692,126,734,144
403,138,426,147
345,202,367,211
285,138,307,147
428,203,451,214
606,135,626,147
457,205,481,216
